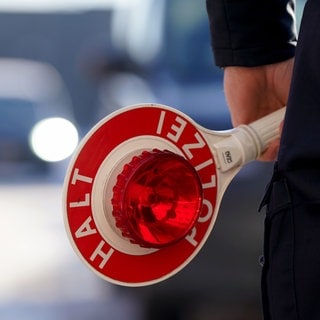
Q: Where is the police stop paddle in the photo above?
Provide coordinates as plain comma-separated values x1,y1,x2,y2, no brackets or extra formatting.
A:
63,103,285,286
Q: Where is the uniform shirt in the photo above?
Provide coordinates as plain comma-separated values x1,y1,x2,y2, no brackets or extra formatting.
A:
206,0,297,67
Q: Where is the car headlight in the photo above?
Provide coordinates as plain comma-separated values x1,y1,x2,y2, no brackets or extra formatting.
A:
29,117,78,162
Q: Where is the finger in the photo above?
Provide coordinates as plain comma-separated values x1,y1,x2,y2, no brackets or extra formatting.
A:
258,138,280,161
257,119,284,161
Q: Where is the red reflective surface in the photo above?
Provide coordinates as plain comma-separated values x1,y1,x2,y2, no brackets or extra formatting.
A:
112,150,203,248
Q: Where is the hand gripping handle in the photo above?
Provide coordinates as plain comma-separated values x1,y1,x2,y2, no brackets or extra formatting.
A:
247,107,286,153
213,107,286,172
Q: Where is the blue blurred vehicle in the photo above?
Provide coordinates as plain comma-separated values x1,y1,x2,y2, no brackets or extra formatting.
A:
0,58,78,181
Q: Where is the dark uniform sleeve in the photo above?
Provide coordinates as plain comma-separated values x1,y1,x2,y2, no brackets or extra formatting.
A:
206,0,297,67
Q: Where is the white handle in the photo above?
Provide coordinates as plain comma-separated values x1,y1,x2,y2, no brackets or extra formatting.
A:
213,107,286,172
247,107,285,153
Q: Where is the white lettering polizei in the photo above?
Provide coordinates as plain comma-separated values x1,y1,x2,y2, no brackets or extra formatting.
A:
167,116,187,143
156,110,166,135
198,199,213,223
202,175,216,190
185,198,214,247
182,132,206,159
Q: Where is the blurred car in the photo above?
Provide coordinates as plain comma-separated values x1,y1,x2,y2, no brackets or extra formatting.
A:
0,58,78,181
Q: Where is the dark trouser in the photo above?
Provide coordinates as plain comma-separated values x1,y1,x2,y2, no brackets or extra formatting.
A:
261,0,320,319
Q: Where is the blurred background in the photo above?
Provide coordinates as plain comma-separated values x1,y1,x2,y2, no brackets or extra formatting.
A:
0,0,305,319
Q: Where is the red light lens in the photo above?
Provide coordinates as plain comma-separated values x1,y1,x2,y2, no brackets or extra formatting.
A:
112,150,203,248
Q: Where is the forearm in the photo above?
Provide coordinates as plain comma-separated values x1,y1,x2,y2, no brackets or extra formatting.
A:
206,0,297,67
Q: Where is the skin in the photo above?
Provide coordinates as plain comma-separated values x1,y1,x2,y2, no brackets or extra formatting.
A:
223,58,294,161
